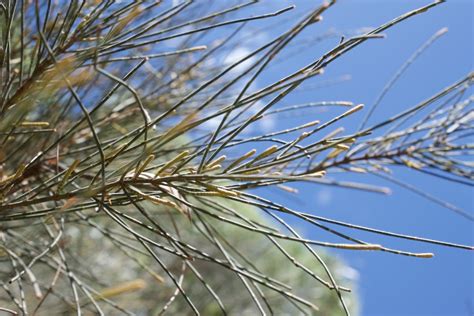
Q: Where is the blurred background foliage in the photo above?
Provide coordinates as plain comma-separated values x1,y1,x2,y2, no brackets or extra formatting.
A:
0,0,471,315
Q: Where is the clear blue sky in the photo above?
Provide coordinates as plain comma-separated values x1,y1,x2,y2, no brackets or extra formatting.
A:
240,1,473,315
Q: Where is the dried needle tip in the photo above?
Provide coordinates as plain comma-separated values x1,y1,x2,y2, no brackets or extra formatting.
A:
343,104,364,117
226,149,257,171
134,154,155,179
19,121,50,127
93,279,147,300
193,45,208,51
204,164,222,172
307,170,326,178
277,184,299,194
215,187,240,197
58,159,81,191
206,155,226,169
335,144,350,150
309,15,323,24
254,145,278,161
435,27,448,36
302,120,320,128
244,149,257,158
327,148,345,159
155,150,189,177
414,253,435,258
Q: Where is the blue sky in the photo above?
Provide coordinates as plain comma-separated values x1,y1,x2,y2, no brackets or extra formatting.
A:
240,1,473,315
6,1,471,314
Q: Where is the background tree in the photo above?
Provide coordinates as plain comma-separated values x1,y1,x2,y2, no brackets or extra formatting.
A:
0,0,471,315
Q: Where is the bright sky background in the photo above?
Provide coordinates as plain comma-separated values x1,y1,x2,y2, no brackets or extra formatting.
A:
237,1,473,315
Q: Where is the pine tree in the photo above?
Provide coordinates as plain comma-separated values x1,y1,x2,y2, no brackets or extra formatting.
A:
0,1,471,315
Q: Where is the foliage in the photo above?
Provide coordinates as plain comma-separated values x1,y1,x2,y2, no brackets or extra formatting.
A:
0,0,472,315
